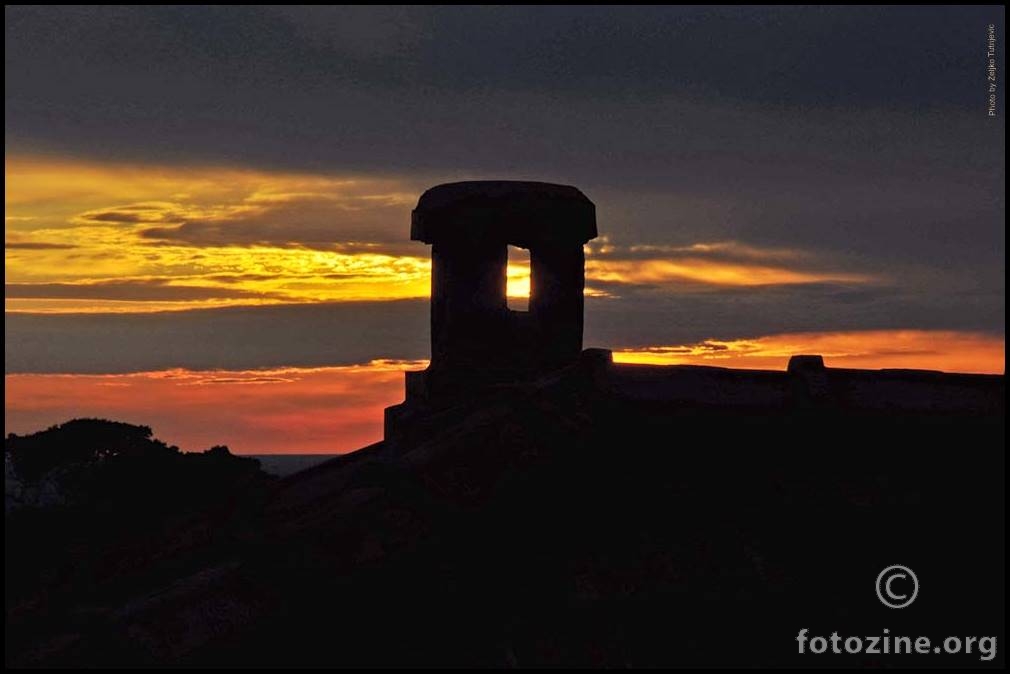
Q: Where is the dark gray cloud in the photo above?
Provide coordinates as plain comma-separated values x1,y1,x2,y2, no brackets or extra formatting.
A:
4,241,77,250
6,287,1003,374
584,285,1005,351
75,204,187,225
4,300,430,374
5,6,1003,179
5,7,998,110
5,281,276,301
137,195,414,249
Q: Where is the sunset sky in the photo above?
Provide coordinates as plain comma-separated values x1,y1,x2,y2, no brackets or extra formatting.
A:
5,6,1005,453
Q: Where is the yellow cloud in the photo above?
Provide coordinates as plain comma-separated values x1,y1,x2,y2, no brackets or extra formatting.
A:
587,257,869,287
5,156,876,313
5,157,432,311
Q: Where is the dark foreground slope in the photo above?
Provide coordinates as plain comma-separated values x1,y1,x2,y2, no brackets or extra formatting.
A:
6,360,1005,667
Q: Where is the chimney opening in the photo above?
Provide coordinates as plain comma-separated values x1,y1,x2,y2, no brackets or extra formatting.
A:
506,245,531,311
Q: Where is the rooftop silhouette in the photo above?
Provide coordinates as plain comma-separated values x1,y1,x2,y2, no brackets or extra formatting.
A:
386,181,1004,443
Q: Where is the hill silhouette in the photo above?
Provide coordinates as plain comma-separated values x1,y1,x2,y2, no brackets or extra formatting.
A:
4,358,1004,666
5,419,272,667
6,418,268,511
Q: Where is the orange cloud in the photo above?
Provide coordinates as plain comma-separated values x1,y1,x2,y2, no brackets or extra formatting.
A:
4,361,426,455
612,330,1005,374
582,237,873,288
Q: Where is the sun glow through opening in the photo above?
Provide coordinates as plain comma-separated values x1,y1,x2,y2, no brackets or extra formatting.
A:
506,245,531,310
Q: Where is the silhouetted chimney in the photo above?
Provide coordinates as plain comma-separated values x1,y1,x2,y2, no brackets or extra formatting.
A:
408,180,597,398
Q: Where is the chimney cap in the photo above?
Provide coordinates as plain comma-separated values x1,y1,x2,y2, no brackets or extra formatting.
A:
411,181,597,247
